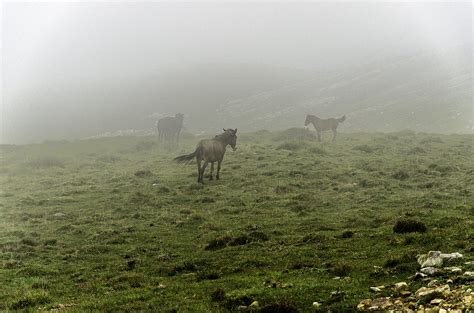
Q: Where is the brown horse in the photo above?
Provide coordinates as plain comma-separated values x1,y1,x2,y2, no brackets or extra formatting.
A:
174,129,237,183
304,114,346,142
157,113,184,142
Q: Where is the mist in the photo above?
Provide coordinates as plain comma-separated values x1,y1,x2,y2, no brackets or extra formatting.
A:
1,2,472,144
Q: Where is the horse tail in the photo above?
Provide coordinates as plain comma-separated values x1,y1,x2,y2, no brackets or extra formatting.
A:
337,115,346,123
174,147,199,163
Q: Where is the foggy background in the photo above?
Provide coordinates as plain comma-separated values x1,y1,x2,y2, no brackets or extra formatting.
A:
1,2,472,144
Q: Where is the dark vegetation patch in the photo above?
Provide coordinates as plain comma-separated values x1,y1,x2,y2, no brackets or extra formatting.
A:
420,136,443,144
169,261,198,276
206,232,269,250
135,141,157,151
259,299,299,313
204,235,232,251
26,157,65,168
352,144,378,153
210,288,226,302
276,128,315,141
340,231,354,239
393,219,427,233
96,155,121,163
384,252,418,274
197,196,215,203
109,273,145,289
223,295,254,310
134,170,153,177
328,262,352,277
276,142,305,151
407,146,426,154
10,292,52,310
392,170,410,180
196,271,220,281
308,146,326,154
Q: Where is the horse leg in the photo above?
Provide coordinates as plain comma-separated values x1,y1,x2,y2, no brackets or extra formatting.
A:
332,129,337,142
197,159,202,183
209,162,214,180
317,131,321,142
200,161,209,184
216,160,222,180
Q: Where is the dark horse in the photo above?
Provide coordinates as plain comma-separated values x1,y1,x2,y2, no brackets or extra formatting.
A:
174,129,237,183
157,113,184,142
304,114,346,142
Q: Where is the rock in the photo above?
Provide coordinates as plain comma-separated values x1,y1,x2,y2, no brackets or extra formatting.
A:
444,266,462,274
400,290,412,297
312,302,321,308
237,305,247,311
370,287,382,292
249,301,259,307
463,271,474,277
368,297,393,310
394,282,408,290
421,267,441,276
53,212,67,218
415,285,449,302
357,299,372,310
411,271,428,280
417,251,463,268
430,298,443,305
439,309,447,313
427,280,439,287
463,294,472,305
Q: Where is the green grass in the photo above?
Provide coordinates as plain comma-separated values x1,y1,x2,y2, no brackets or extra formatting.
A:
0,130,473,311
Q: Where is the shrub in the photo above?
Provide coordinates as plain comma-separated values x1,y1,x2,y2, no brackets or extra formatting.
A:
393,219,427,233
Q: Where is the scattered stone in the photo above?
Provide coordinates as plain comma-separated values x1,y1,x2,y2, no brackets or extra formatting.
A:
370,286,382,292
430,298,443,305
417,251,463,268
445,266,463,274
400,291,412,297
394,282,408,290
249,301,259,308
464,271,474,277
312,302,321,308
53,212,67,218
421,267,441,276
411,271,428,280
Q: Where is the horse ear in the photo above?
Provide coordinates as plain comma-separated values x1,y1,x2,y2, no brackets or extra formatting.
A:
223,128,226,132
234,128,237,133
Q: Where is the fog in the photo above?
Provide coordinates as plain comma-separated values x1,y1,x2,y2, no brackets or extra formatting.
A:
1,2,472,144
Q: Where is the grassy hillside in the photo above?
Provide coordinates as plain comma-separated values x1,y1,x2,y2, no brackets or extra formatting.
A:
0,130,473,311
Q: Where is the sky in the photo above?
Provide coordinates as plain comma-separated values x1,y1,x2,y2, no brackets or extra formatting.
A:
1,1,472,143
